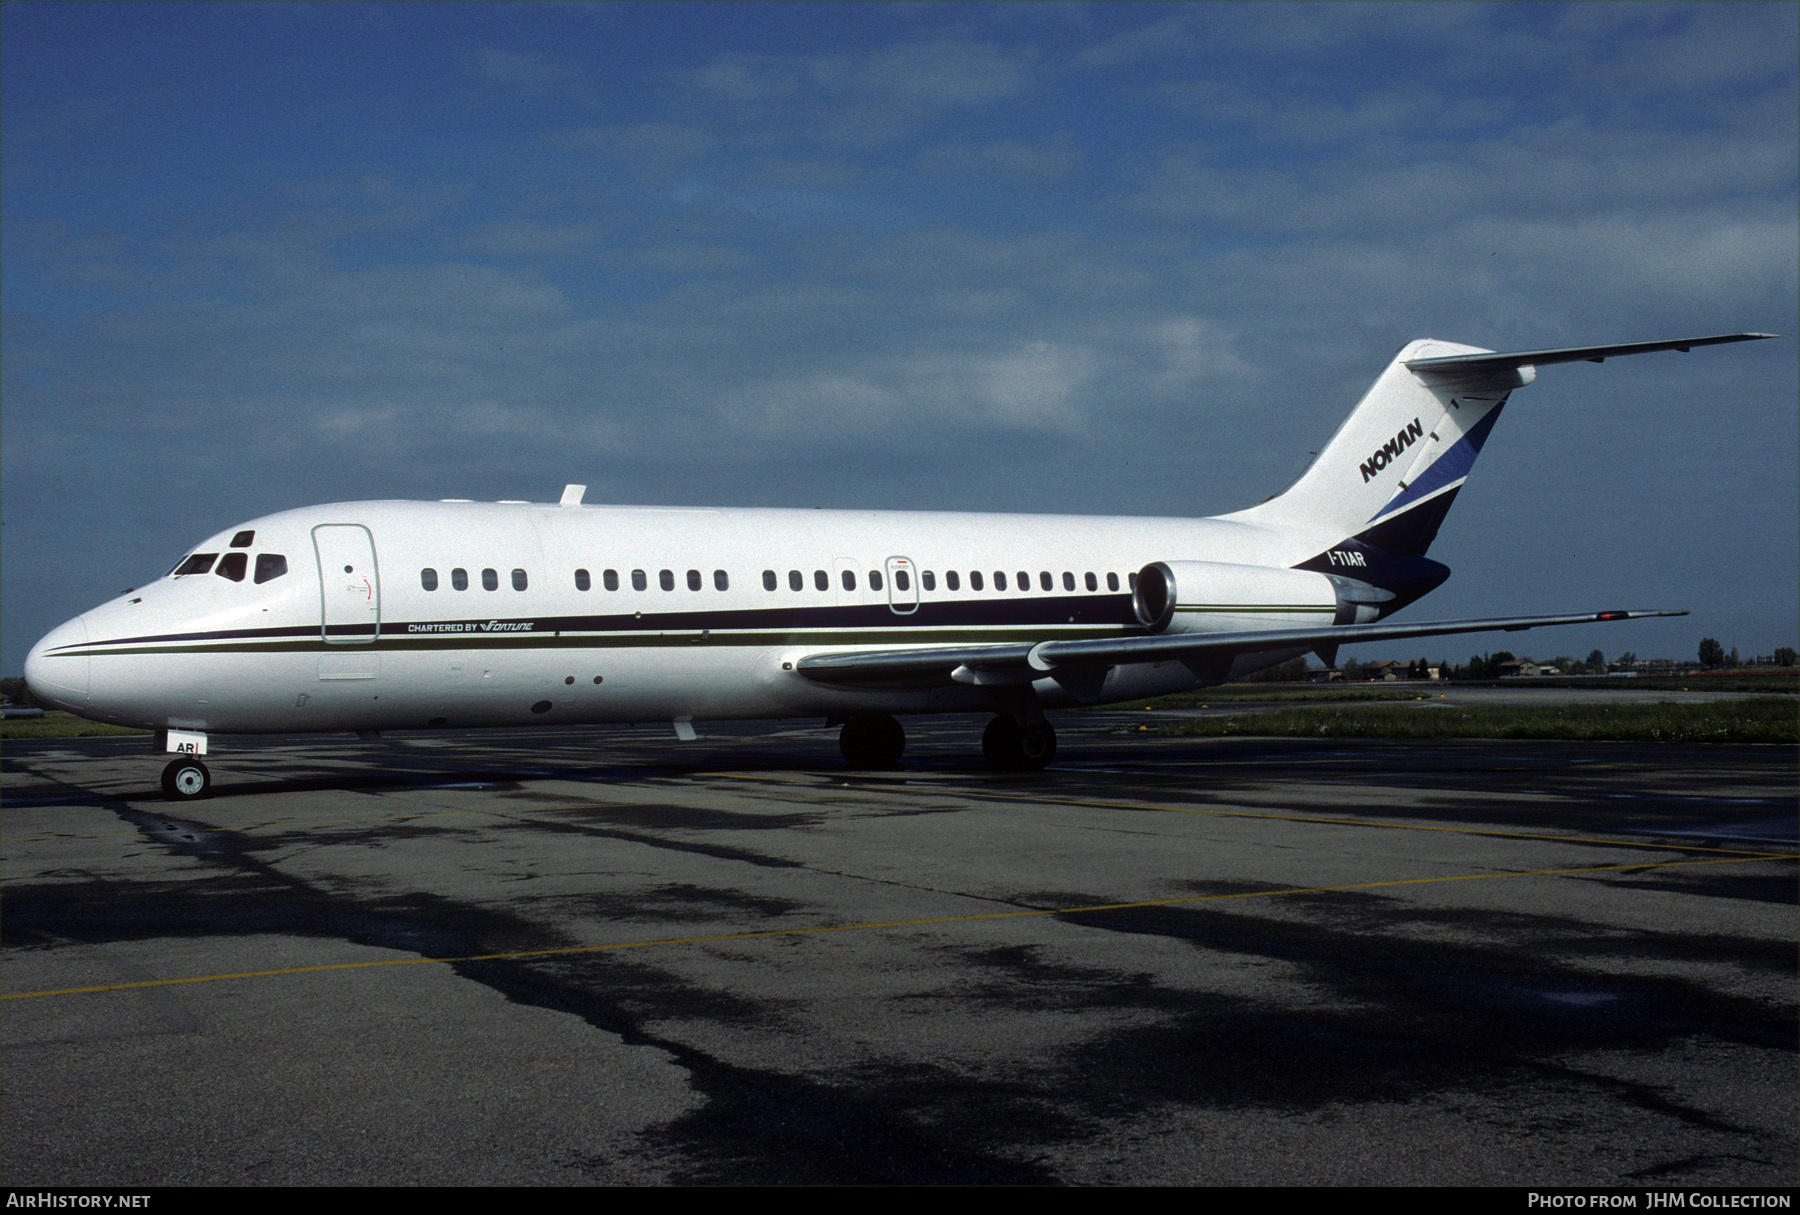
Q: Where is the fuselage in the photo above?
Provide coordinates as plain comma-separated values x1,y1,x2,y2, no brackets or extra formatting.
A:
24,498,1347,734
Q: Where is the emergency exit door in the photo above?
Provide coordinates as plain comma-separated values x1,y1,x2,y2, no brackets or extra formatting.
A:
313,524,381,643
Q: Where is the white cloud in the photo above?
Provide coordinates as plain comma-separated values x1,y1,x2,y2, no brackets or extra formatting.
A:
553,122,716,162
678,39,1039,147
469,48,592,103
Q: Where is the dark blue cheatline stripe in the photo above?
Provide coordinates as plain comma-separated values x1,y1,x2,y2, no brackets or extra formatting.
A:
63,594,1143,654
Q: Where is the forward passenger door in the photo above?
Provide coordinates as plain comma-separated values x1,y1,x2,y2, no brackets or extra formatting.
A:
313,524,380,643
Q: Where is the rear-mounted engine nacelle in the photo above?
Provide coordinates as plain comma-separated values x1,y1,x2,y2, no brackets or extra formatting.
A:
1132,560,1389,635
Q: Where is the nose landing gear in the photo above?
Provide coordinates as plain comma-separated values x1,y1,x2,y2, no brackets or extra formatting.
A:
161,758,212,800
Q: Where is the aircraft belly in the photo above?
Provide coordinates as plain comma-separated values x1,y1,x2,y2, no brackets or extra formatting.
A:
90,650,321,732
340,641,795,728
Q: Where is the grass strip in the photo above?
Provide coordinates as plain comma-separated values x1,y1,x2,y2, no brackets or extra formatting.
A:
1449,675,1798,694
1160,696,1799,744
1,712,150,740
1123,687,1439,707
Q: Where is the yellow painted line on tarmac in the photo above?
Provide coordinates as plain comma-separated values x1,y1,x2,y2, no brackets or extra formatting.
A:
9,775,1786,862
0,807,503,845
4,852,1791,1003
710,772,1797,859
0,799,651,845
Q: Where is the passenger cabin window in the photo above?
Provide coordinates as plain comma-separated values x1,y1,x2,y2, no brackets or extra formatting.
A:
946,570,960,591
814,569,828,591
1085,572,1097,592
482,568,498,591
1107,572,1120,592
971,571,984,591
789,570,803,591
1063,572,1076,591
763,570,778,591
1040,572,1053,591
994,571,1006,591
659,569,675,591
632,569,647,591
422,568,439,591
512,569,528,591
922,571,935,592
215,552,247,582
575,569,590,591
1018,571,1030,591
687,569,702,591
173,553,218,577
841,570,856,591
255,554,288,584
230,531,255,548
714,570,729,591
894,569,910,592
1129,572,1138,590
604,569,619,591
869,570,884,592
452,568,469,591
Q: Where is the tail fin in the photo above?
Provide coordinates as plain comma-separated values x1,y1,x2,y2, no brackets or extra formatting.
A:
1227,331,1775,557
1226,339,1518,556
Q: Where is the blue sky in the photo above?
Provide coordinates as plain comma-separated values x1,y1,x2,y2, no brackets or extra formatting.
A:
4,1,1795,672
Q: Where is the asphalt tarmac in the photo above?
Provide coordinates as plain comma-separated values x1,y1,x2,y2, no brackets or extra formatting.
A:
3,710,1794,1186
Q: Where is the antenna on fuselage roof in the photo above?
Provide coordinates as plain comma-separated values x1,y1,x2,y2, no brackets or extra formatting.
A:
559,484,587,507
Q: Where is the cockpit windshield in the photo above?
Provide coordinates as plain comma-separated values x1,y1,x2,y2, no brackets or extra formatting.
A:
169,547,288,584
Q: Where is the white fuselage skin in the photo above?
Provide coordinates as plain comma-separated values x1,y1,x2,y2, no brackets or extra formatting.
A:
25,499,1338,735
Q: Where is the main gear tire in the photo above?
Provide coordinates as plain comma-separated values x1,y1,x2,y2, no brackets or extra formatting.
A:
839,714,905,769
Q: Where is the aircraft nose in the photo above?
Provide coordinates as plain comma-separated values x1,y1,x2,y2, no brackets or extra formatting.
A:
24,615,90,713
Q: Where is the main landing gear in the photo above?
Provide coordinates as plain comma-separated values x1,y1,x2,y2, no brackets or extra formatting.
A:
835,712,1057,770
839,713,906,769
982,715,1056,770
161,757,212,801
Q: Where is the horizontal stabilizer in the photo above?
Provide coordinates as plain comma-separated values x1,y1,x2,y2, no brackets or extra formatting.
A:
795,610,1686,685
1405,333,1775,374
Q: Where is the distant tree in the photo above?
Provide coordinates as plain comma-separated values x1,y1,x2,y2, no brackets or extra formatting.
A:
1247,656,1311,682
1616,651,1636,668
1775,646,1798,668
1586,649,1605,673
1698,638,1725,667
1727,647,1740,668
1341,658,1361,681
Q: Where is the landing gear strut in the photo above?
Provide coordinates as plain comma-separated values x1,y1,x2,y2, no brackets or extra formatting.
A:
161,757,212,801
982,715,1056,770
839,713,905,769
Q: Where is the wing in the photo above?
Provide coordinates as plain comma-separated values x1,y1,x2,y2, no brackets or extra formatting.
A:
793,609,1685,686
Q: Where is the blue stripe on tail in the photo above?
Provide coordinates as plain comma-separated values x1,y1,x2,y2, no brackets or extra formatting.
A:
1369,404,1504,523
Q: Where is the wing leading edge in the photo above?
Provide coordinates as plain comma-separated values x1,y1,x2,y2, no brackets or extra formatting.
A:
794,609,1686,686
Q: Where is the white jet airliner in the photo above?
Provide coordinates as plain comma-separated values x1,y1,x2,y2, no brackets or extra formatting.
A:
24,332,1773,799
